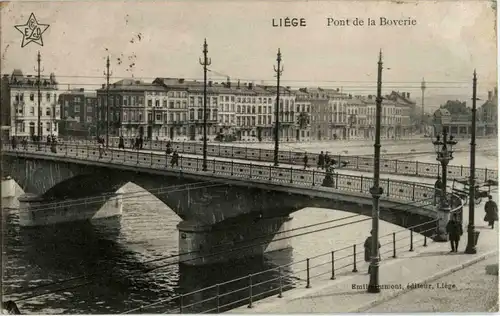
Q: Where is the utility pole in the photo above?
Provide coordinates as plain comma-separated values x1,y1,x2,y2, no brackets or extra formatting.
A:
273,48,284,166
199,38,211,171
368,50,383,293
104,56,112,148
465,70,478,254
34,51,44,151
421,78,426,134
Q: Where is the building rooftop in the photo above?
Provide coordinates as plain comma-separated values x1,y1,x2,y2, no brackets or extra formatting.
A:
8,69,58,89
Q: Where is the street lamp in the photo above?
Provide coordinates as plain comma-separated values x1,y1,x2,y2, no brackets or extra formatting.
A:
465,70,478,254
432,126,458,233
367,50,384,294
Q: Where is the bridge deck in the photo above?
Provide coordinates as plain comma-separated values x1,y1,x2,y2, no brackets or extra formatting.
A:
3,144,439,218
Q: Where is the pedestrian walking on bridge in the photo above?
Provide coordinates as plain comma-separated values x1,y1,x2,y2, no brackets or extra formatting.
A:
171,150,179,168
118,136,125,149
317,151,325,169
303,153,308,169
434,176,443,205
446,213,463,252
484,195,498,229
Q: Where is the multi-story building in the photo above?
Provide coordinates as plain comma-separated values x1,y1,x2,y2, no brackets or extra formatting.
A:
1,75,11,140
294,89,311,141
58,88,97,137
480,87,497,136
346,95,364,139
96,79,152,139
7,69,60,139
386,91,416,137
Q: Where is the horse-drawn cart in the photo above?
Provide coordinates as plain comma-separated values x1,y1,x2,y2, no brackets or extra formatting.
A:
451,178,498,205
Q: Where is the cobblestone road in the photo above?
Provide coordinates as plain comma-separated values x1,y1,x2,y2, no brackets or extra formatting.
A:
365,255,499,313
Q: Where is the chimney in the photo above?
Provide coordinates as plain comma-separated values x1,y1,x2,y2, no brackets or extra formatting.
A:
208,81,213,87
349,94,352,99
102,84,105,89
80,88,84,92
368,95,372,100
286,86,291,90
249,82,253,90
488,91,492,101
406,92,410,99
226,77,231,88
336,88,339,92
179,78,185,84
237,80,241,89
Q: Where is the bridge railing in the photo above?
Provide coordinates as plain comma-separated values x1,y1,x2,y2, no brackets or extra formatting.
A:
6,143,437,205
38,138,499,182
119,218,446,314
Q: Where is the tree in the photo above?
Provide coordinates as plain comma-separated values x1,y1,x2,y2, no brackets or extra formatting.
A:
440,100,469,115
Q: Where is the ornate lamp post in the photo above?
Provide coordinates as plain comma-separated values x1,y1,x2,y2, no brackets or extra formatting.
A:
432,126,458,240
367,50,384,293
465,70,478,254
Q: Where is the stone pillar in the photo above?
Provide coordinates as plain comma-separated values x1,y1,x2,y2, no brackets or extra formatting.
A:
178,216,293,266
1,177,16,199
17,189,124,227
2,177,22,210
434,204,450,242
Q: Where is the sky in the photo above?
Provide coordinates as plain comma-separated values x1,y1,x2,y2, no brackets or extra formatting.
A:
1,0,497,110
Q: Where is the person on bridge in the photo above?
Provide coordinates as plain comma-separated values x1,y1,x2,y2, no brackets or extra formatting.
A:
118,136,125,149
484,195,498,229
303,153,309,169
171,150,179,167
324,152,331,168
98,142,105,158
446,213,463,252
364,230,381,274
317,151,325,169
434,176,443,205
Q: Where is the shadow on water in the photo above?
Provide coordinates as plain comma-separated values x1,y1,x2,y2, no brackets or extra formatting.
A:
171,247,296,314
2,213,179,314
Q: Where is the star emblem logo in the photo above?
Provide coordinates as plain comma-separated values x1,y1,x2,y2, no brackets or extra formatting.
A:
15,13,50,48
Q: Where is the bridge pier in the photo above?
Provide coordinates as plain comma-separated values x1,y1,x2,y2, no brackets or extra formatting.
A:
17,189,124,227
178,216,293,266
2,177,20,209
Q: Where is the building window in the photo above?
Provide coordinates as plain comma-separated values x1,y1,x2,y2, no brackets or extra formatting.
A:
46,93,51,101
148,99,152,107
74,105,80,113
45,108,51,116
30,94,34,101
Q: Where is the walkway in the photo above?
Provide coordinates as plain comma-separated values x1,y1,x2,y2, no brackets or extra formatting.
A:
59,139,498,182
365,255,498,312
115,147,439,186
227,194,499,313
5,144,438,209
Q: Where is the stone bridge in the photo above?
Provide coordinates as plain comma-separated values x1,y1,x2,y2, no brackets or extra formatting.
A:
2,144,442,265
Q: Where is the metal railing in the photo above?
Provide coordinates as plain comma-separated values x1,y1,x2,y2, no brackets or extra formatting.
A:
5,143,437,206
120,217,453,314
44,138,498,182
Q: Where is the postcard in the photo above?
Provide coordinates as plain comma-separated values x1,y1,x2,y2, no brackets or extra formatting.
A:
1,0,498,314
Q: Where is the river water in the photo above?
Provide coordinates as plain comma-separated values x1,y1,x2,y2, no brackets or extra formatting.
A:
2,147,497,314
